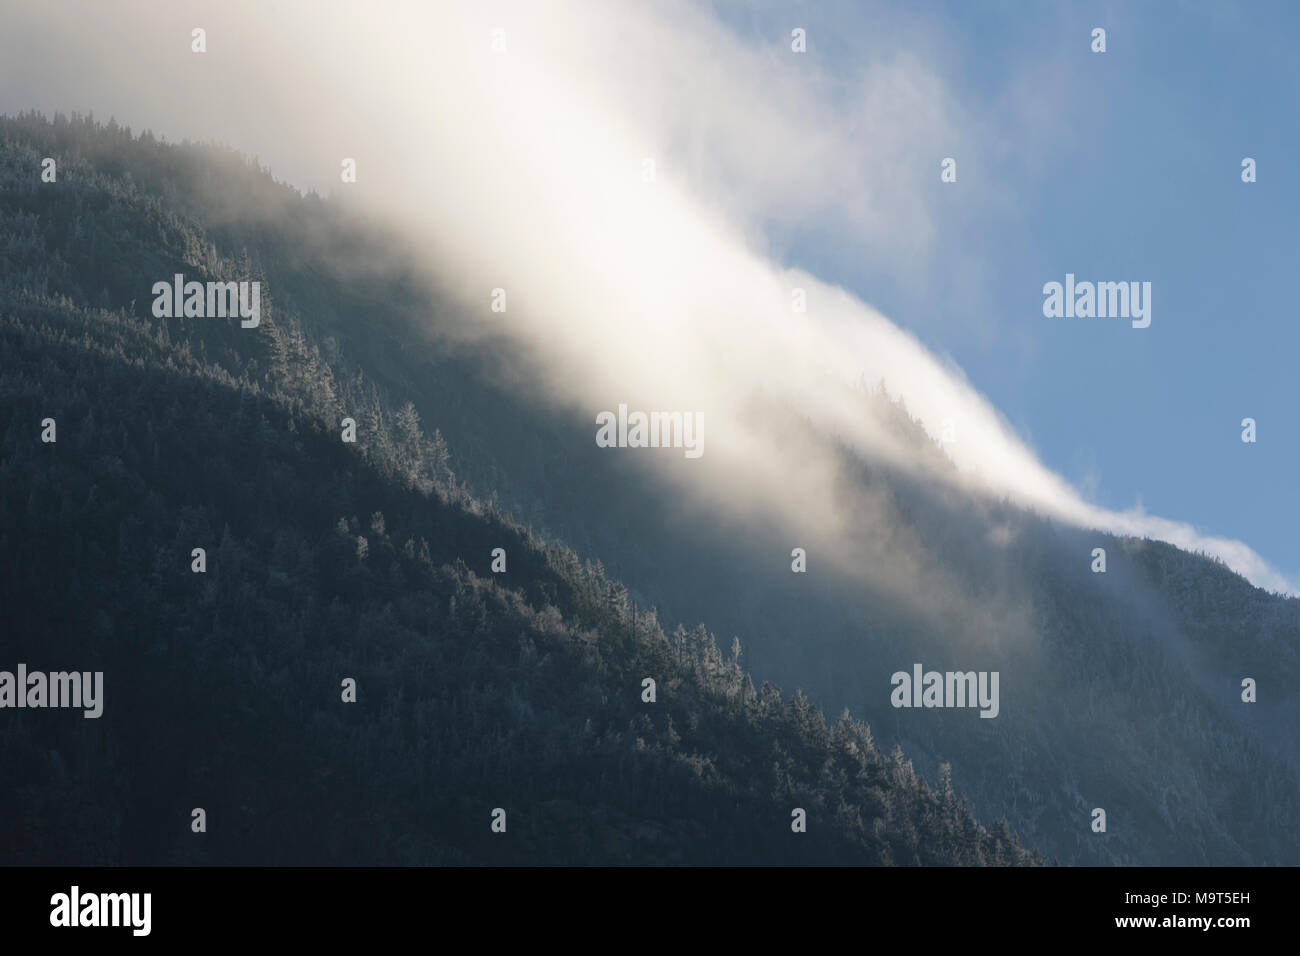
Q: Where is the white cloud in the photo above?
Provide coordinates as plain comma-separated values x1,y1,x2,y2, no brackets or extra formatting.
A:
2,0,1290,595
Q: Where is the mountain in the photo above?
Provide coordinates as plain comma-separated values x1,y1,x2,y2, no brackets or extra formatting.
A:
6,111,1298,867
0,111,1040,865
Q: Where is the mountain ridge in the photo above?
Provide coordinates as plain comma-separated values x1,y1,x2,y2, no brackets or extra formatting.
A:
4,112,1297,866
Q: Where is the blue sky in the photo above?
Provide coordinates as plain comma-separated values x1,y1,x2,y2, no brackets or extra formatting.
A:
714,0,1300,583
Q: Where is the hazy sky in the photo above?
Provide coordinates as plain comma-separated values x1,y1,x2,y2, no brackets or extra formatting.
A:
3,0,1297,592
719,0,1300,587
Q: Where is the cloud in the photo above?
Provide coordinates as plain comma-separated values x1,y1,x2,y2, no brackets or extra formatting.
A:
2,0,1291,595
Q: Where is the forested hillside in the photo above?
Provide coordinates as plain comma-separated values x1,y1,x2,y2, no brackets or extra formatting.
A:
5,111,1298,868
0,112,1039,865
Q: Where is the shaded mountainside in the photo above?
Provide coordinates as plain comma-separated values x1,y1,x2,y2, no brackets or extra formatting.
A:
6,112,1299,868
0,112,1039,865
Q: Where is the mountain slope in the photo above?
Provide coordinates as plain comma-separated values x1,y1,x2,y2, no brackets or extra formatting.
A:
7,111,1298,867
0,112,1038,865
